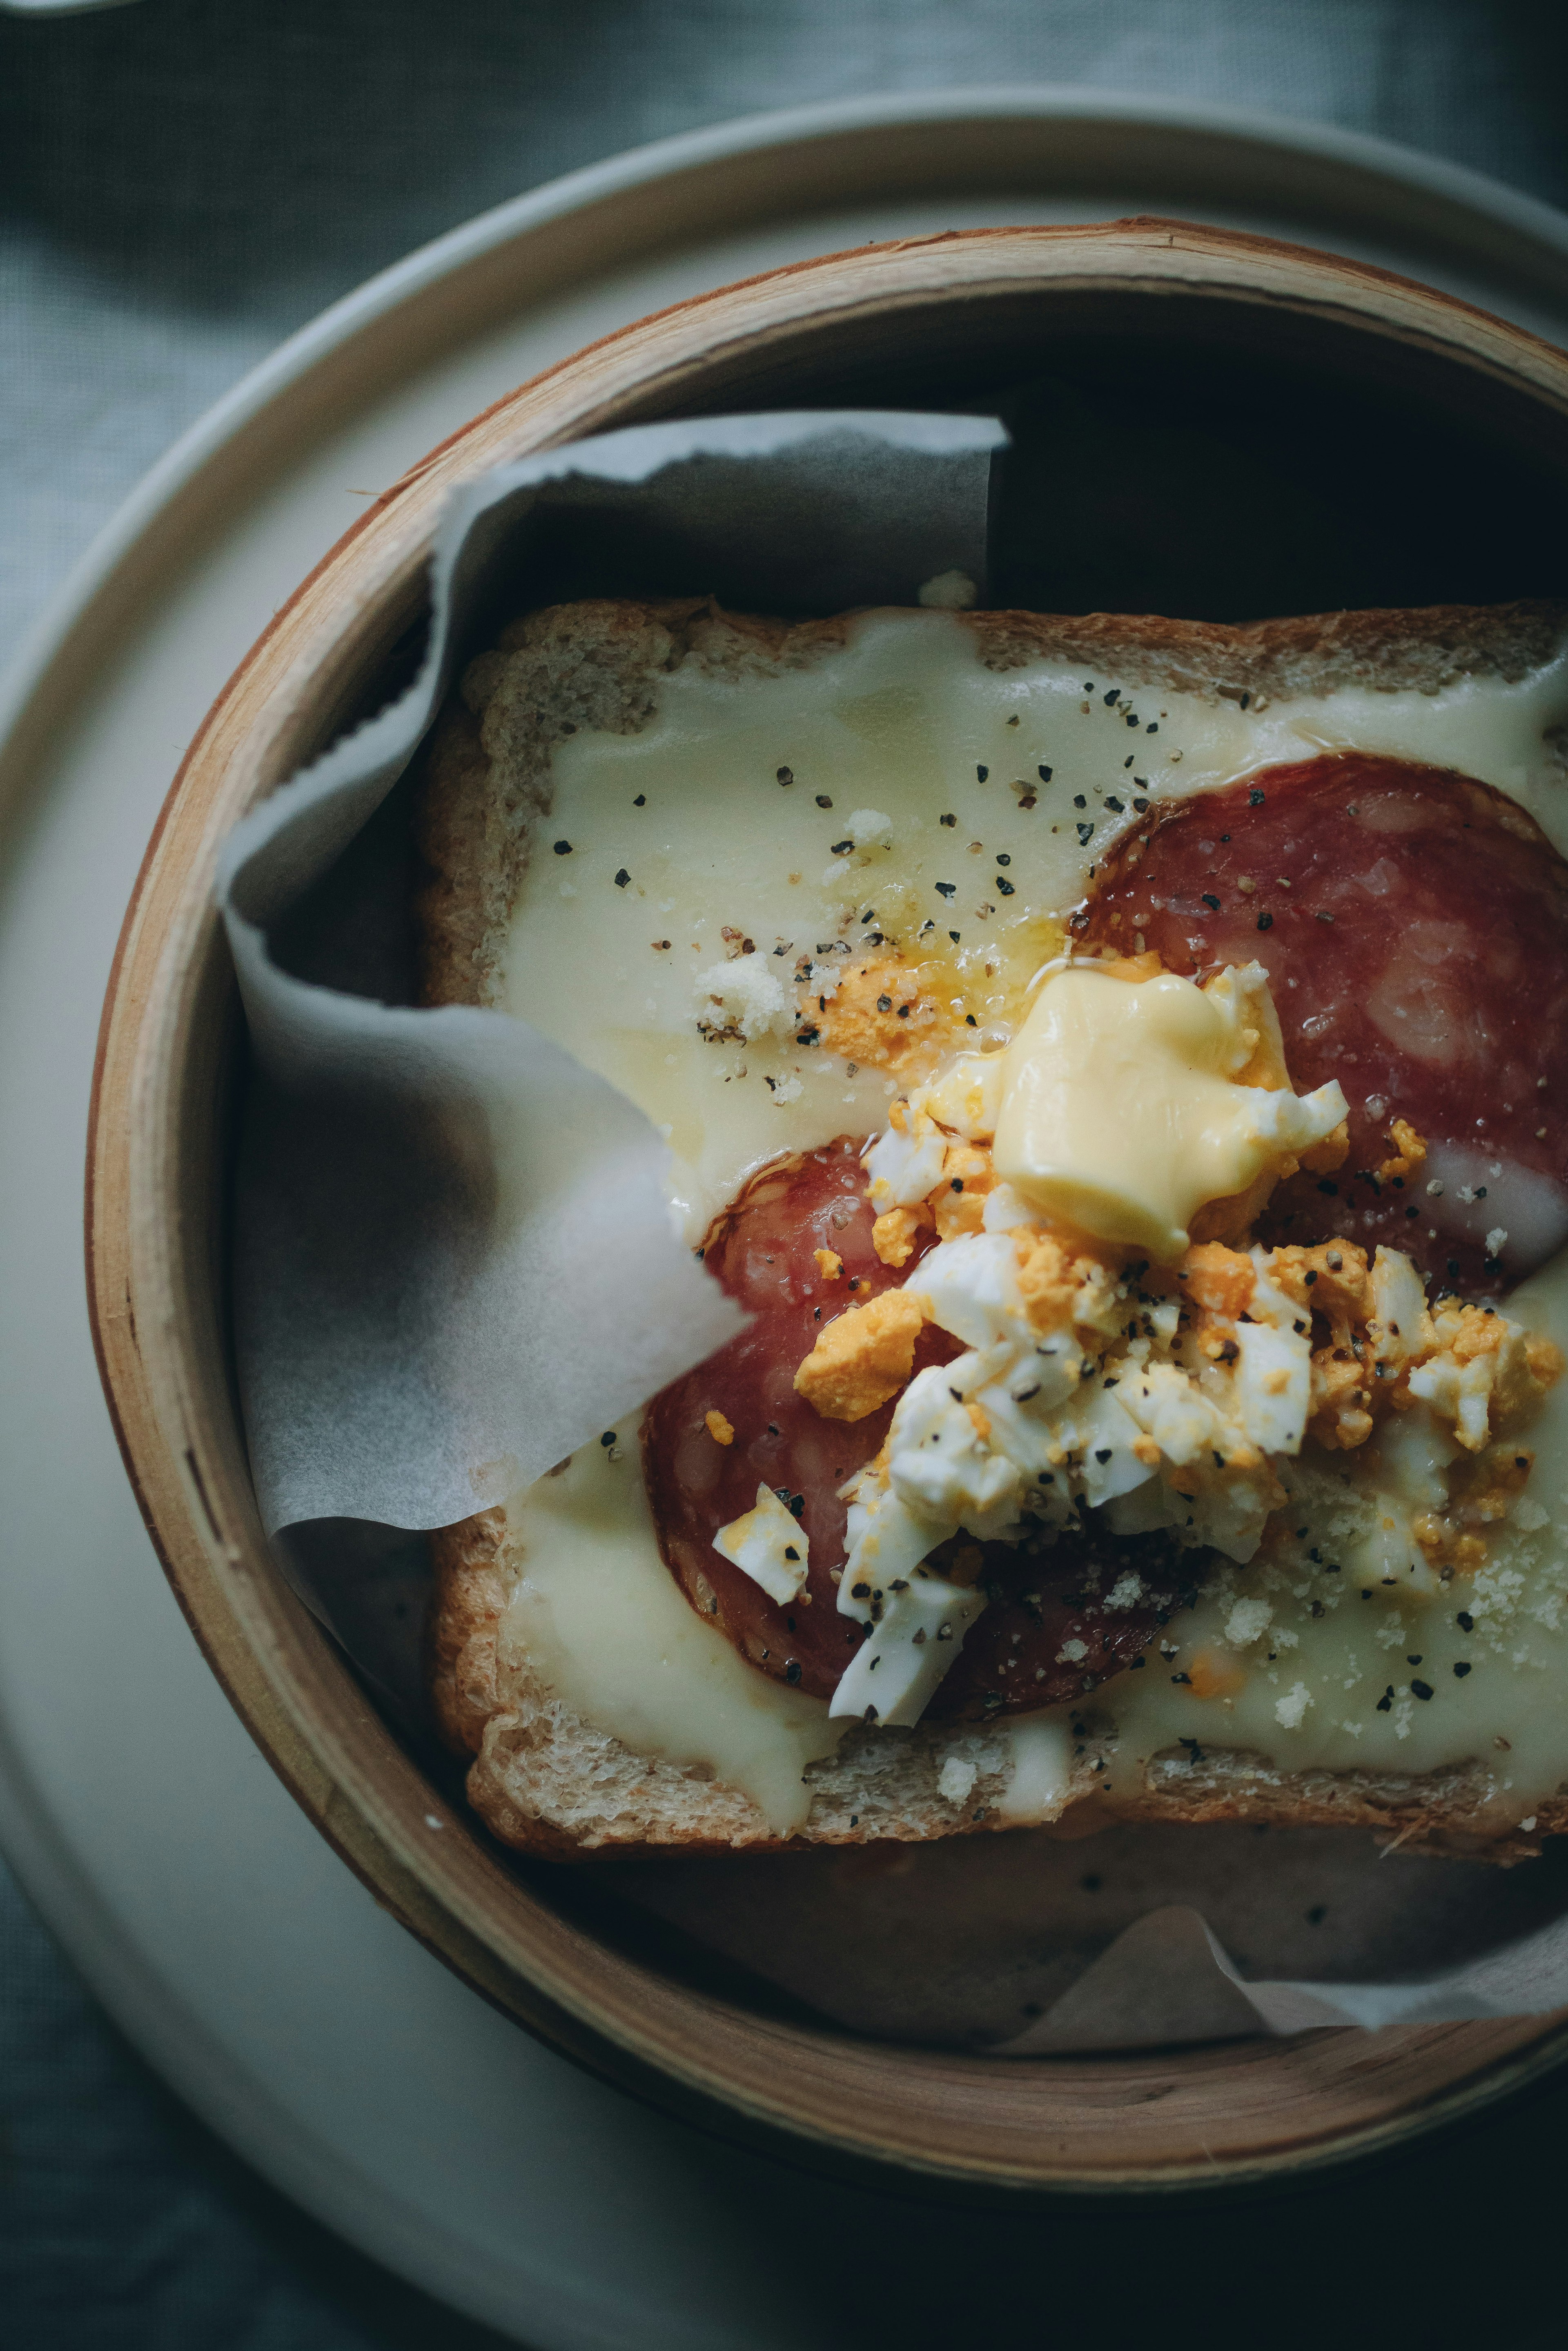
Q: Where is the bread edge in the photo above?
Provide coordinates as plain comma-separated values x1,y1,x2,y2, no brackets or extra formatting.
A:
428,1509,1568,1864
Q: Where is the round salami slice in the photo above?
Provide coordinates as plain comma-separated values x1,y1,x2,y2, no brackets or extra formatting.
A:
643,1140,946,1703
644,1141,1214,1718
1078,754,1568,1296
916,1524,1209,1719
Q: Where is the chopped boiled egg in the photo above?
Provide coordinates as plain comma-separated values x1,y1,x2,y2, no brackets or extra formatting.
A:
792,1287,928,1422
881,1363,1028,1535
830,1561,987,1726
906,1050,1004,1139
712,1483,810,1605
864,1112,948,1210
1408,1301,1563,1453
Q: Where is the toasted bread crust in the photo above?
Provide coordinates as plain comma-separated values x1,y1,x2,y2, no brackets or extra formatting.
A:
970,599,1568,700
428,1511,1093,1857
418,595,1568,1859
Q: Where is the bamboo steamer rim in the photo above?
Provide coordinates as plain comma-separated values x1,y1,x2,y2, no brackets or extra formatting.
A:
85,217,1568,2198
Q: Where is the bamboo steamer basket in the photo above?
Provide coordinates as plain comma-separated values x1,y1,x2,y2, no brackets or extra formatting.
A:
87,218,1568,2198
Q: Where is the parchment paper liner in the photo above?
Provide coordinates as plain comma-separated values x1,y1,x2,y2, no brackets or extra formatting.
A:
219,410,1568,2052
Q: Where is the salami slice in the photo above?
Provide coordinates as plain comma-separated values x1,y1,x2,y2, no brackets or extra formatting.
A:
1078,754,1568,1296
915,1524,1209,1718
643,1140,945,1703
644,1141,1213,1718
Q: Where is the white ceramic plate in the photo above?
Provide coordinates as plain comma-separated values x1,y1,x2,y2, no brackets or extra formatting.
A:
4,91,1568,2348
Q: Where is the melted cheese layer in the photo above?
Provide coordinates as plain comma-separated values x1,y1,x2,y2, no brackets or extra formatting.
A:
1091,1247,1568,1816
500,1444,842,1832
504,610,1568,1245
499,610,1568,1826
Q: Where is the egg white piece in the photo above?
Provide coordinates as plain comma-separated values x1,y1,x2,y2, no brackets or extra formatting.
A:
713,1483,811,1605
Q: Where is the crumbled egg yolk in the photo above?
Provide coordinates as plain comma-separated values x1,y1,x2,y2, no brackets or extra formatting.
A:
792,1287,928,1423
807,952,956,1079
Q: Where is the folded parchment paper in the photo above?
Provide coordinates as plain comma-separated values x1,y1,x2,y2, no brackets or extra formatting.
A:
220,409,1568,2052
222,411,999,1533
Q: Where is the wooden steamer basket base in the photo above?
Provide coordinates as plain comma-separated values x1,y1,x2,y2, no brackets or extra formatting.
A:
87,220,1568,2198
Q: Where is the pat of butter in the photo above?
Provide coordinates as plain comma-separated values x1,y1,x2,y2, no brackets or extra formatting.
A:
992,965,1345,1262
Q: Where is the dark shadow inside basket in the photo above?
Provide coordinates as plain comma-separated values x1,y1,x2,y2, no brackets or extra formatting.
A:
232,270,1568,2057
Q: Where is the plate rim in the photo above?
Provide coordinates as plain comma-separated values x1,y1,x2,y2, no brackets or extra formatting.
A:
7,83,1568,2339
7,80,1568,779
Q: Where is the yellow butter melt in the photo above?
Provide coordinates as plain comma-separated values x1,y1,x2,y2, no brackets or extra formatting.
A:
992,963,1345,1262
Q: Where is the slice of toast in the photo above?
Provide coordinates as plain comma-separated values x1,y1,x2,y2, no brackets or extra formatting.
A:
416,596,1568,1862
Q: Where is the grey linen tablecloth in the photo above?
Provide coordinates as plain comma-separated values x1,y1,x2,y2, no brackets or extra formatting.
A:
4,3,1568,2344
